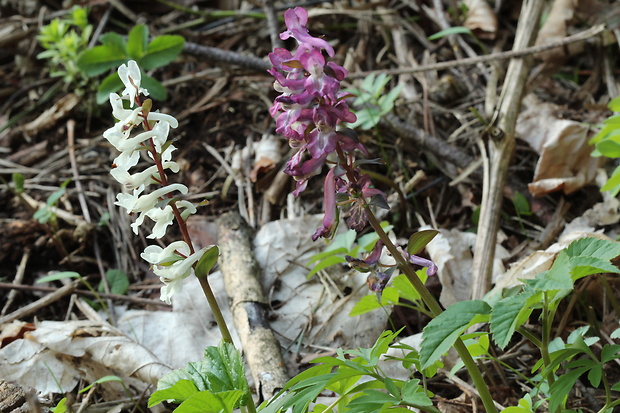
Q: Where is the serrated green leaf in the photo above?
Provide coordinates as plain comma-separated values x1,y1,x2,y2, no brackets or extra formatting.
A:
149,380,199,407
420,300,491,369
77,45,127,76
140,35,185,70
176,389,244,413
195,245,219,279
158,341,249,407
407,230,439,256
565,237,620,260
428,26,473,40
37,271,81,283
127,24,148,59
140,73,167,101
568,256,620,280
548,366,589,413
490,292,536,349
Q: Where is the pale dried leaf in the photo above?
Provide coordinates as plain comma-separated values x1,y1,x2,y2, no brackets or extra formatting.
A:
535,0,577,61
463,0,498,39
423,227,509,306
516,95,602,197
0,320,171,395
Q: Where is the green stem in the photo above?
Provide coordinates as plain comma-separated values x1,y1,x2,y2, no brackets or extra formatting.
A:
363,205,498,413
517,326,543,348
540,294,556,389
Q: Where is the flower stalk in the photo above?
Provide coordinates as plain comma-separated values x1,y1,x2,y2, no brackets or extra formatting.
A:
105,60,233,344
269,8,499,413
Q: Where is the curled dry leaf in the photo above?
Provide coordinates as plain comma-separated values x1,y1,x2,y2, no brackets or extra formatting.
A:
463,0,498,40
516,95,602,197
251,134,281,182
422,226,509,307
0,320,171,395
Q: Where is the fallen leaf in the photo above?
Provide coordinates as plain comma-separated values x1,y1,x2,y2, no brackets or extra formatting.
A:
516,95,602,197
463,0,498,40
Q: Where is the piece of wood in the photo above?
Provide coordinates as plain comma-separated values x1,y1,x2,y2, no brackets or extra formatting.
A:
217,212,289,401
470,0,545,300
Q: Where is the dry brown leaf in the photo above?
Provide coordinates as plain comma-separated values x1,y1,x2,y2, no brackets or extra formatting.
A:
423,227,509,306
21,94,80,135
463,0,498,40
535,0,576,58
516,95,602,197
0,320,171,395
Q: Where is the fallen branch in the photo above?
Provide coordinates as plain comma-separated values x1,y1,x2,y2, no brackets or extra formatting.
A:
217,212,289,401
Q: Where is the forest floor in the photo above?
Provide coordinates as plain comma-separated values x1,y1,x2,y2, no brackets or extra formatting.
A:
1,0,620,412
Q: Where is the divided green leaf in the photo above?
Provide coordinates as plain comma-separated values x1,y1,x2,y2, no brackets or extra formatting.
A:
420,300,491,369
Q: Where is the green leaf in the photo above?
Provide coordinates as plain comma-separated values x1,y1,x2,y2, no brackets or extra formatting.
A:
513,192,532,216
612,381,620,392
401,379,433,406
77,45,127,76
98,269,129,295
195,245,219,279
126,24,148,59
597,139,620,158
565,237,620,260
149,379,199,407
140,35,185,70
96,73,124,104
158,341,249,407
392,271,426,302
548,366,589,413
37,271,81,283
428,26,473,40
175,389,244,413
79,375,123,394
601,165,620,196
307,255,346,278
99,32,127,54
420,300,491,369
490,291,538,349
51,397,67,413
140,73,167,101
407,230,439,256
12,172,24,194
346,389,398,413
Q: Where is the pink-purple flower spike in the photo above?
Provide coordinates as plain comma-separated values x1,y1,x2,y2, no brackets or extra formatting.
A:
269,6,387,240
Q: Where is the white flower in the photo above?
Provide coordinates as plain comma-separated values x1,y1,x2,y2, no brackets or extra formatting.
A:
141,242,208,304
146,205,174,239
113,150,140,171
111,161,180,190
141,240,188,264
118,60,149,106
109,93,142,126
115,183,188,234
176,200,197,220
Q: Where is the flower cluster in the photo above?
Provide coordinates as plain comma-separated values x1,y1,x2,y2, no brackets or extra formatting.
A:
105,60,208,304
347,240,438,293
269,8,387,241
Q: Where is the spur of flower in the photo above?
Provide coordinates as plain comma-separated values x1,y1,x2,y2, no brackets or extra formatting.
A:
105,60,216,304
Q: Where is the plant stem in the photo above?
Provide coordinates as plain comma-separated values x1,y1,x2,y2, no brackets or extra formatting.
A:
540,294,556,389
517,326,543,348
363,204,498,413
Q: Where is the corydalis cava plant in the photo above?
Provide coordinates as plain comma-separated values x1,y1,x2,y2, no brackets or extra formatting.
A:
269,8,436,288
268,7,388,240
105,60,214,304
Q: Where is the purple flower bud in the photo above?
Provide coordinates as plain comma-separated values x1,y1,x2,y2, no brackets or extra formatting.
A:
280,8,335,57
